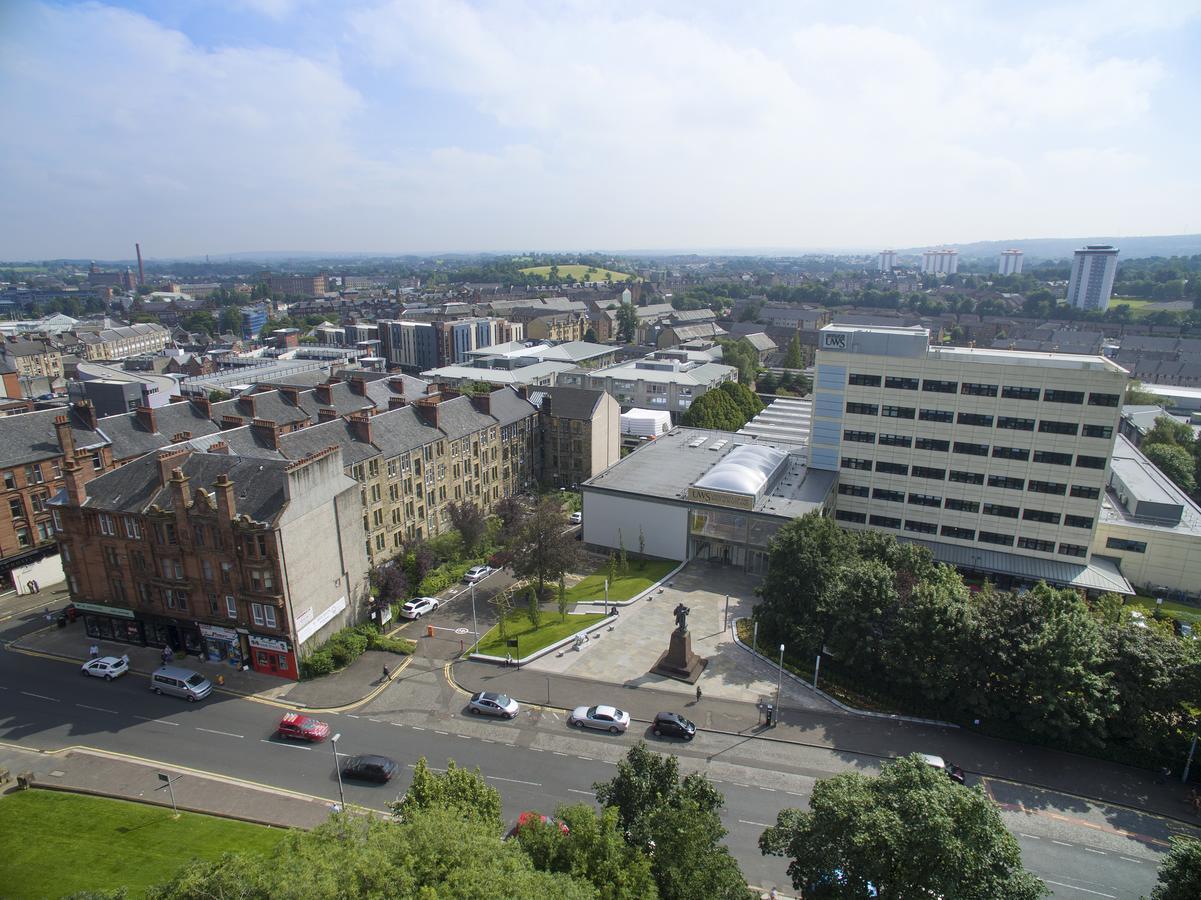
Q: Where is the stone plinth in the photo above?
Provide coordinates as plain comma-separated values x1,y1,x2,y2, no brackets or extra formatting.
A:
650,628,707,683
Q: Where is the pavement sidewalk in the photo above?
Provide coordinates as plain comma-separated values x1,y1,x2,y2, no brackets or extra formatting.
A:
9,616,405,710
0,743,331,828
452,658,1201,828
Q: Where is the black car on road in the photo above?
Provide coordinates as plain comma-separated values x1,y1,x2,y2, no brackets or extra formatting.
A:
652,711,696,740
342,754,398,783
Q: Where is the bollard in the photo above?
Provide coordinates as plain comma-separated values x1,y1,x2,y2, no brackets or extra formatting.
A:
427,623,435,638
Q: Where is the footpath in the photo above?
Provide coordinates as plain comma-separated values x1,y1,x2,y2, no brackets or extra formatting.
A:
452,658,1201,828
0,743,331,828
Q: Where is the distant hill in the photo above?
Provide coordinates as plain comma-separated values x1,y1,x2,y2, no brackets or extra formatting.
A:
897,234,1201,263
519,264,632,282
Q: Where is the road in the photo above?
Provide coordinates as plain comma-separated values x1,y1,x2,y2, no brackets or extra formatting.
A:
0,575,1190,897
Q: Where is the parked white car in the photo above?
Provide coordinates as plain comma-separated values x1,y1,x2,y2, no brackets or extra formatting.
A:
81,656,129,681
568,704,631,734
569,511,582,525
399,596,440,619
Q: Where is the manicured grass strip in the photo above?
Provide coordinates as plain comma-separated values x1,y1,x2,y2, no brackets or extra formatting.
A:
565,558,678,603
0,790,285,899
1127,594,1201,625
475,609,608,657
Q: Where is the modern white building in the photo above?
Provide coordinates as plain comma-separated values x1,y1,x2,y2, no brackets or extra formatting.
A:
811,324,1132,592
998,249,1024,276
878,250,897,272
921,249,959,275
1067,245,1120,310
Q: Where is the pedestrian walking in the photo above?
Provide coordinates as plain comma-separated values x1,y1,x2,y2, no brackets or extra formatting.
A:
382,664,390,682
696,684,702,703
88,644,99,659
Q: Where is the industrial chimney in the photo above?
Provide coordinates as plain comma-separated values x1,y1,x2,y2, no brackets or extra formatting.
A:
135,243,145,286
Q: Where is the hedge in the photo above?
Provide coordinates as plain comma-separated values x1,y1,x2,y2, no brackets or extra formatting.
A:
415,558,484,596
299,623,415,679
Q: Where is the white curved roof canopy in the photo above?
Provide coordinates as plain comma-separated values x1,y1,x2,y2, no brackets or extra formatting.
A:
693,443,789,496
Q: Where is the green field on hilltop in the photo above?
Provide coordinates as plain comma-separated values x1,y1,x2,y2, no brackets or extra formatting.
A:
520,264,632,283
0,790,285,898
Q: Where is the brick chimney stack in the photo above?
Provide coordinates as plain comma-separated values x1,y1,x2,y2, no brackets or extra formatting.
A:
469,392,492,415
347,410,373,443
156,448,190,488
413,397,441,429
251,418,282,450
314,383,333,405
278,386,300,406
190,395,212,420
237,395,257,418
214,473,236,521
388,397,408,411
62,456,88,506
348,374,367,396
207,440,230,455
169,466,190,510
54,415,75,457
318,407,339,423
134,405,157,434
220,414,245,431
72,399,98,430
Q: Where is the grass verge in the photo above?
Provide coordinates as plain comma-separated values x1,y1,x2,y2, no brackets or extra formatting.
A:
565,558,677,603
1127,594,1201,625
475,609,608,657
0,790,285,899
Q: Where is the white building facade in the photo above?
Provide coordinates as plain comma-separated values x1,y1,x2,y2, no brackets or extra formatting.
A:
921,249,959,275
878,250,896,272
1067,245,1119,310
811,325,1129,573
998,249,1024,275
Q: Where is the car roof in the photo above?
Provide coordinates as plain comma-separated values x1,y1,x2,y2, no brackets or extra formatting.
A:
351,754,395,766
655,711,684,721
94,656,124,664
594,705,622,716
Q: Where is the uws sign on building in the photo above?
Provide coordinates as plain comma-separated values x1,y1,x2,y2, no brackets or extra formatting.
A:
821,332,848,351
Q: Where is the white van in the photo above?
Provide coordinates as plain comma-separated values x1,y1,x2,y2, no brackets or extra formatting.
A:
150,666,212,702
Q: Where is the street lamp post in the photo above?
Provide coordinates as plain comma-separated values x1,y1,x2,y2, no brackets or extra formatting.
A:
775,644,784,726
331,733,345,810
470,582,479,654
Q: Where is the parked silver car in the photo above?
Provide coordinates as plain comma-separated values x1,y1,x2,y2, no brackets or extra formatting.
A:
468,691,520,719
568,704,630,734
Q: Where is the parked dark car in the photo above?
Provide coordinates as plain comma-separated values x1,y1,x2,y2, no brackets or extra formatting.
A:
652,711,696,740
342,754,398,783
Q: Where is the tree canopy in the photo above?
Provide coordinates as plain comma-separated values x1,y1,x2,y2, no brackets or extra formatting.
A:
680,386,753,431
511,497,578,596
1151,837,1201,899
760,754,1047,899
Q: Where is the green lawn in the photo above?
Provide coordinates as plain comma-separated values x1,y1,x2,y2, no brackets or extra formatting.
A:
475,609,607,657
1127,594,1201,626
565,558,678,603
519,264,632,283
0,790,286,899
1108,297,1154,309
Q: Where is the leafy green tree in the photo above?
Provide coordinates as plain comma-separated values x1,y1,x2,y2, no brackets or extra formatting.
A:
180,311,216,334
679,388,746,431
782,334,804,369
759,755,1047,899
616,302,639,342
517,804,658,900
718,381,764,421
218,306,244,335
717,338,760,384
511,498,578,599
207,389,230,403
448,501,487,555
1127,380,1173,407
1143,415,1194,448
756,371,779,394
594,742,751,900
494,587,514,641
392,757,502,828
147,811,593,899
527,584,543,629
1144,443,1197,494
1151,837,1201,899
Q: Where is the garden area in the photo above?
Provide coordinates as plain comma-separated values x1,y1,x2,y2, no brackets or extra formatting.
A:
565,557,677,603
0,790,283,899
474,608,608,657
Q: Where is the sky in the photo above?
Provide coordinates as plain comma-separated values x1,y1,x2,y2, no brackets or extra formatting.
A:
1,0,1200,260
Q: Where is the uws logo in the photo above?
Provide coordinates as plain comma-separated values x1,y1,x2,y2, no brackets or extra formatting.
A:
821,332,848,350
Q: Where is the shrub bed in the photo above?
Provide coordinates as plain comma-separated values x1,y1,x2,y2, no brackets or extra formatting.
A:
300,623,416,679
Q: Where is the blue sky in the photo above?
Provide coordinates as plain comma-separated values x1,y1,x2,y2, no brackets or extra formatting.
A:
1,0,1199,259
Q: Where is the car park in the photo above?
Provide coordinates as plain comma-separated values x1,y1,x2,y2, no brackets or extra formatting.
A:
468,691,520,719
276,712,330,742
568,704,630,734
80,656,129,681
342,754,398,783
462,565,493,584
652,711,695,740
399,596,440,619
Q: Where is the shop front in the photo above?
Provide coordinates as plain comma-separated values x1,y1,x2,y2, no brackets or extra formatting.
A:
77,601,145,645
144,617,203,656
199,622,244,667
248,633,297,680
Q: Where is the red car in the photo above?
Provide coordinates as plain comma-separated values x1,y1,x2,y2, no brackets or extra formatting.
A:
507,811,570,839
276,712,330,742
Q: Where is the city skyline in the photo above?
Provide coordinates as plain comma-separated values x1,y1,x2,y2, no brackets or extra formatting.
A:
2,0,1200,258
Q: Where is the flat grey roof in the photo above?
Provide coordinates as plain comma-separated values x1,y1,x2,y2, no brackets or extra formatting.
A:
1100,434,1201,536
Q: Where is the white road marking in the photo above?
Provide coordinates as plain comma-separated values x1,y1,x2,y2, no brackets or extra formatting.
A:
347,714,360,719
487,775,541,786
785,791,803,797
482,739,495,744
411,726,425,731
196,727,244,739
1084,847,1106,855
434,730,449,736
133,715,178,726
530,747,543,752
759,787,776,792
1041,879,1116,898
456,734,471,740
76,703,117,714
578,756,593,761
739,819,774,828
1119,857,1142,864
553,751,568,756
21,691,58,701
568,789,592,796
1020,833,1041,840
1052,840,1073,847
261,739,310,751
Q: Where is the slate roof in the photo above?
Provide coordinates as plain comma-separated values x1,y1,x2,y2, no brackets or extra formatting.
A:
0,406,104,468
83,452,291,525
741,332,777,352
437,396,497,441
277,419,378,467
361,373,430,410
529,385,603,420
488,387,539,426
96,402,221,462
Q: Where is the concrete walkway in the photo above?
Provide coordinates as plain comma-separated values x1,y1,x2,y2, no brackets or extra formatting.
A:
531,562,837,712
0,743,331,829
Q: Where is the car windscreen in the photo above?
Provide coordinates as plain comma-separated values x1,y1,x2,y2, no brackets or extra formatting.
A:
186,674,207,687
